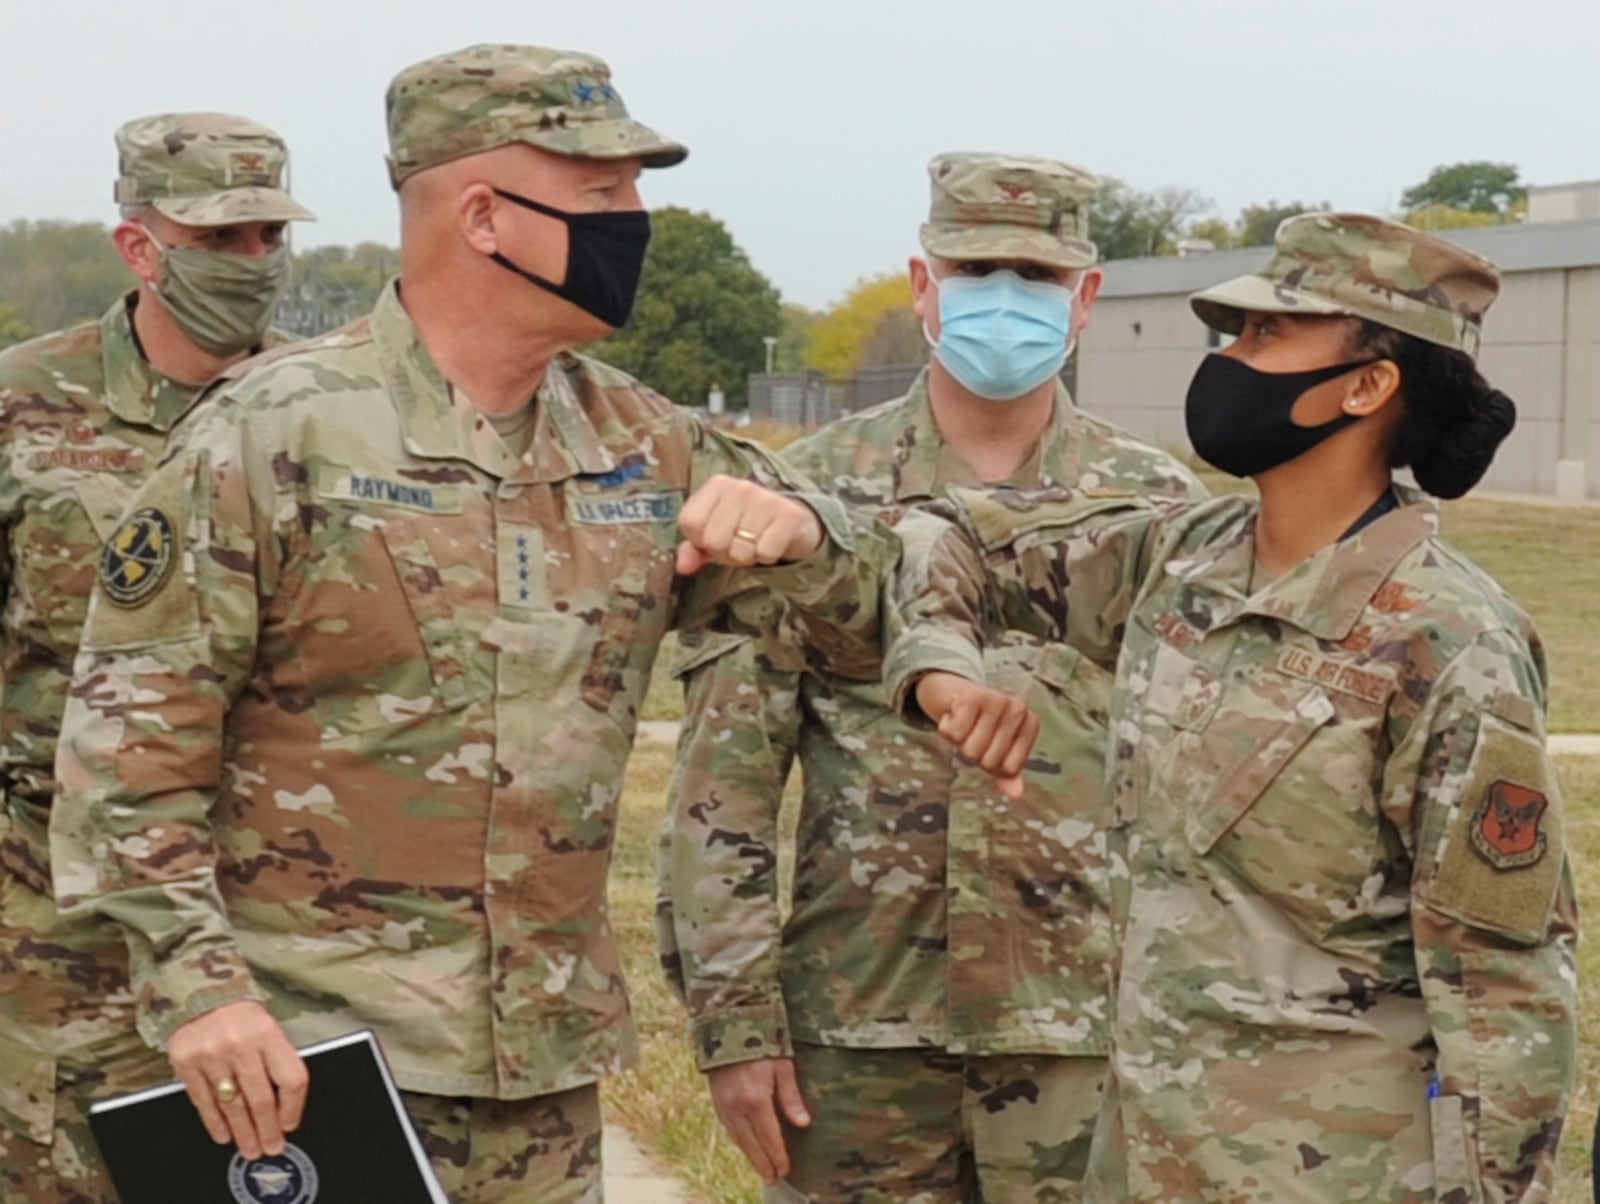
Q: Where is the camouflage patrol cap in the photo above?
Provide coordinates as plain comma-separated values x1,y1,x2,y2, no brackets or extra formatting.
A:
385,44,688,187
113,113,314,227
919,152,1100,271
1191,212,1500,358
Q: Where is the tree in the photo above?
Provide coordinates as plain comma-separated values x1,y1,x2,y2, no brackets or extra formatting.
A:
592,208,780,408
1236,200,1329,247
803,272,914,379
772,302,818,373
0,303,32,350
277,242,401,335
1400,161,1525,217
1089,179,1214,260
1400,203,1508,232
0,219,131,334
856,307,926,370
1182,216,1236,252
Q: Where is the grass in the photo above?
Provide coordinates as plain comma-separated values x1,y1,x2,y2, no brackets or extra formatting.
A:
1555,754,1599,1200
602,741,764,1204
1439,497,1600,733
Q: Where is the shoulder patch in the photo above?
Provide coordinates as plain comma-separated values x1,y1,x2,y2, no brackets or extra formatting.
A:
100,507,176,608
1425,710,1563,944
1471,780,1549,869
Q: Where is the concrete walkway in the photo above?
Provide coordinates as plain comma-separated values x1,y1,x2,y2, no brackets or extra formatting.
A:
604,1125,696,1202
1550,734,1600,756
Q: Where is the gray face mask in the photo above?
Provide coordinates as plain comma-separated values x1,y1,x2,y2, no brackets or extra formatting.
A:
141,226,290,356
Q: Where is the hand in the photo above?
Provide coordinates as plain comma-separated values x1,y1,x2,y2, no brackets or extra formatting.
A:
706,1057,811,1185
167,1000,308,1160
914,671,1038,798
676,475,824,575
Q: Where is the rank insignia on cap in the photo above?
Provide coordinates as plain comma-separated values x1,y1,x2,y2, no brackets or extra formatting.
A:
100,507,177,608
1470,779,1550,870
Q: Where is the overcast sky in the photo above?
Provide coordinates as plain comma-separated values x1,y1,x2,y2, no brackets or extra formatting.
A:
1,0,1593,308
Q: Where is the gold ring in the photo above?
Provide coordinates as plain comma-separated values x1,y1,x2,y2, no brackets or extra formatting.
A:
733,527,759,543
215,1078,239,1105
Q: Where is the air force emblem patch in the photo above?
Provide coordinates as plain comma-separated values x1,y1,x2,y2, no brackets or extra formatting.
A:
228,1142,319,1203
1471,779,1550,870
100,507,176,608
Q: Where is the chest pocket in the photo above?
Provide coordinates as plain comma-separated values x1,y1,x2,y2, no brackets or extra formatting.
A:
566,498,679,726
1111,620,1222,828
379,517,479,712
1184,686,1337,852
1186,685,1397,942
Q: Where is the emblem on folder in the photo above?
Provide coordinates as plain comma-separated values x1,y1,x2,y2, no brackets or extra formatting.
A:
229,1142,320,1203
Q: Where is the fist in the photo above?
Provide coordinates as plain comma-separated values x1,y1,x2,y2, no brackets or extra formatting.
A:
676,475,824,575
914,671,1038,797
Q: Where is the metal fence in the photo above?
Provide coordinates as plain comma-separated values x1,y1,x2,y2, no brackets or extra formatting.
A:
747,358,1078,430
747,365,924,429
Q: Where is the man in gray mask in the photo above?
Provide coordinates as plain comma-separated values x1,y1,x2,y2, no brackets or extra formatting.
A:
112,111,315,366
0,111,311,1204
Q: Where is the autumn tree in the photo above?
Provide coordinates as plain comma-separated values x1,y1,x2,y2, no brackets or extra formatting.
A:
804,271,914,378
592,207,780,408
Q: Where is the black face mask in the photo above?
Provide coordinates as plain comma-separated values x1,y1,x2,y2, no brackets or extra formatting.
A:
1184,352,1378,478
489,187,651,329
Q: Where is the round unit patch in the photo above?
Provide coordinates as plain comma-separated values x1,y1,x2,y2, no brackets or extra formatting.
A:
99,507,176,608
227,1142,319,1204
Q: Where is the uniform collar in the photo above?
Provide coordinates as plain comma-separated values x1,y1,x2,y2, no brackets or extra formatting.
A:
1172,486,1439,641
100,291,204,432
892,370,1082,502
372,282,616,483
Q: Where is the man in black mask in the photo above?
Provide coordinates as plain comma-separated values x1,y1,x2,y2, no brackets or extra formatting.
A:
50,44,881,1204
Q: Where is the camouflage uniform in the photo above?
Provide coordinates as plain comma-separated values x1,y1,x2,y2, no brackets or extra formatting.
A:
50,47,880,1204
886,217,1578,1202
0,113,308,1204
659,153,1205,1203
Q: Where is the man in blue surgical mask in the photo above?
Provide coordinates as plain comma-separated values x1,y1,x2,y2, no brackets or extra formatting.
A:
660,152,1207,1202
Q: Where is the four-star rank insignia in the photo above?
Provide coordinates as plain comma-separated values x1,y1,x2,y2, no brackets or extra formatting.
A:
100,507,176,608
1470,779,1550,870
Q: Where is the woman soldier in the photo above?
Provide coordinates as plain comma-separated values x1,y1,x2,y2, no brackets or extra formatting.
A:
883,212,1579,1201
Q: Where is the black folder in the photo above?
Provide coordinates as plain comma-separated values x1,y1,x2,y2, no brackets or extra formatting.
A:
88,1029,447,1203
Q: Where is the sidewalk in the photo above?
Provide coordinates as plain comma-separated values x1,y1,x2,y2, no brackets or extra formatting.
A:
1550,734,1600,756
604,1125,696,1202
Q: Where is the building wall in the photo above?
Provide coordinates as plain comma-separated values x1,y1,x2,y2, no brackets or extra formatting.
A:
1075,224,1600,498
1528,182,1600,224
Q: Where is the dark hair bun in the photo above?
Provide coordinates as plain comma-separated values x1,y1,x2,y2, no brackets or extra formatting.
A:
1411,386,1517,500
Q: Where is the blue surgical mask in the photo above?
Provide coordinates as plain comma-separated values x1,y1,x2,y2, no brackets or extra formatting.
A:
927,268,1078,401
